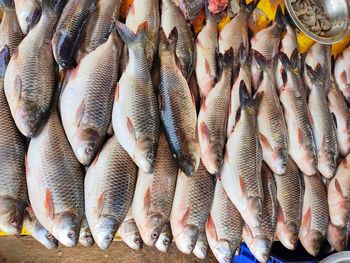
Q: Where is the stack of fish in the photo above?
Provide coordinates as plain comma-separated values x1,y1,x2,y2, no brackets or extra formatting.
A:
0,0,350,262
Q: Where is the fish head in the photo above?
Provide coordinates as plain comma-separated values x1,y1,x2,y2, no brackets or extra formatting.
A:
32,224,59,249
51,212,81,247
0,197,26,235
249,237,272,263
212,240,236,263
92,216,118,250
193,236,208,259
155,227,172,252
278,222,299,250
135,137,156,173
15,100,42,137
271,148,288,175
301,230,324,256
79,227,94,247
318,153,337,179
201,143,224,175
174,225,198,254
122,228,143,250
141,214,165,246
52,30,77,68
75,127,101,166
327,223,348,252
178,142,200,177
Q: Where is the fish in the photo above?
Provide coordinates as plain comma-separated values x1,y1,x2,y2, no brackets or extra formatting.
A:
328,76,350,158
206,179,244,263
162,0,196,80
155,222,173,252
4,0,66,137
158,27,199,177
78,0,122,60
52,0,96,68
334,46,350,106
208,0,228,14
85,135,138,250
119,208,143,250
0,0,24,54
242,162,277,263
193,231,209,259
251,5,284,90
229,0,240,16
60,24,123,166
226,47,251,137
254,50,288,175
276,24,316,176
14,0,41,34
304,60,338,179
218,0,258,74
198,48,233,174
170,162,214,255
26,92,85,248
328,154,350,228
195,4,218,98
189,71,201,112
0,46,27,236
221,81,263,229
174,0,204,20
299,172,329,257
274,157,303,250
126,0,160,67
112,22,160,174
24,207,58,249
327,222,348,252
79,216,94,247
132,132,178,247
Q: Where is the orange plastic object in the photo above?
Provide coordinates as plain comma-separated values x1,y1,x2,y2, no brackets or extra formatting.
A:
192,9,206,35
120,0,134,20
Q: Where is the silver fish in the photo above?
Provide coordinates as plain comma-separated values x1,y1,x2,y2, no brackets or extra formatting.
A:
118,208,143,250
14,0,41,34
193,231,209,259
79,216,94,247
155,222,173,253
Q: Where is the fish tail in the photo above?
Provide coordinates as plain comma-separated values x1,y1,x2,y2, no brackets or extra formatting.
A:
159,27,178,52
0,45,10,78
274,5,286,33
279,49,301,72
116,21,148,47
238,43,249,66
0,0,13,8
305,63,323,84
42,0,68,15
243,0,260,14
239,80,264,110
221,47,234,68
252,50,274,70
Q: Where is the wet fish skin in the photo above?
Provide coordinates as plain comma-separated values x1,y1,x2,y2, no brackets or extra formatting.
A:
221,81,263,229
132,132,178,247
274,157,303,250
328,76,350,158
158,27,199,177
305,61,338,179
52,0,96,68
78,0,122,60
24,207,59,249
0,0,24,55
206,179,243,263
79,216,94,247
60,25,123,166
334,46,350,106
119,208,143,250
85,135,138,250
0,46,27,236
328,154,350,228
327,222,348,252
242,163,277,263
126,0,159,67
299,172,329,257
4,1,64,137
254,50,288,175
193,231,209,259
277,49,317,176
14,0,41,34
162,0,196,80
27,94,85,248
170,162,214,254
112,22,160,173
198,49,233,174
155,222,173,252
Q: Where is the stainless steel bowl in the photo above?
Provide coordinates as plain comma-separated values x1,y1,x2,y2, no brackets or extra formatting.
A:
285,0,350,44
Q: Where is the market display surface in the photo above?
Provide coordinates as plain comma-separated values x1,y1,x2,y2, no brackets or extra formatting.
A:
0,0,350,262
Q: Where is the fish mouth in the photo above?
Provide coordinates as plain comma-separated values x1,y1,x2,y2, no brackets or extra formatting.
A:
79,231,94,247
300,230,324,256
92,217,119,250
214,240,236,263
278,223,299,250
175,225,198,254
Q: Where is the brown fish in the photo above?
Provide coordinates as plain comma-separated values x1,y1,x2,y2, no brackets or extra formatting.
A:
119,208,143,251
327,221,348,252
158,27,199,177
85,135,138,250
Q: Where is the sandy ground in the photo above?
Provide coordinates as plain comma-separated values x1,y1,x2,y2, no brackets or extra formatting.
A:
0,236,217,263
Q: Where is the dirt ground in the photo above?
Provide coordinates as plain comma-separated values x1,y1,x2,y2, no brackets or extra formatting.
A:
0,236,217,263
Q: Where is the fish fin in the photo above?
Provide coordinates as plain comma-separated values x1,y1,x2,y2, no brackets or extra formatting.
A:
179,207,191,226
205,214,218,240
14,75,23,101
238,43,249,66
115,83,120,102
253,50,273,70
305,63,323,83
339,71,347,84
116,21,148,46
45,190,54,220
205,59,211,77
239,176,247,198
0,45,10,78
97,192,106,218
235,106,242,124
259,133,272,152
291,48,301,72
246,0,260,14
335,178,345,199
159,27,178,52
200,122,211,149
239,80,251,107
76,100,85,127
281,68,287,85
297,128,304,144
302,207,312,232
256,70,264,88
126,117,135,137
331,112,338,129
253,91,264,109
144,187,151,212
222,47,234,68
42,0,67,15
274,5,286,34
